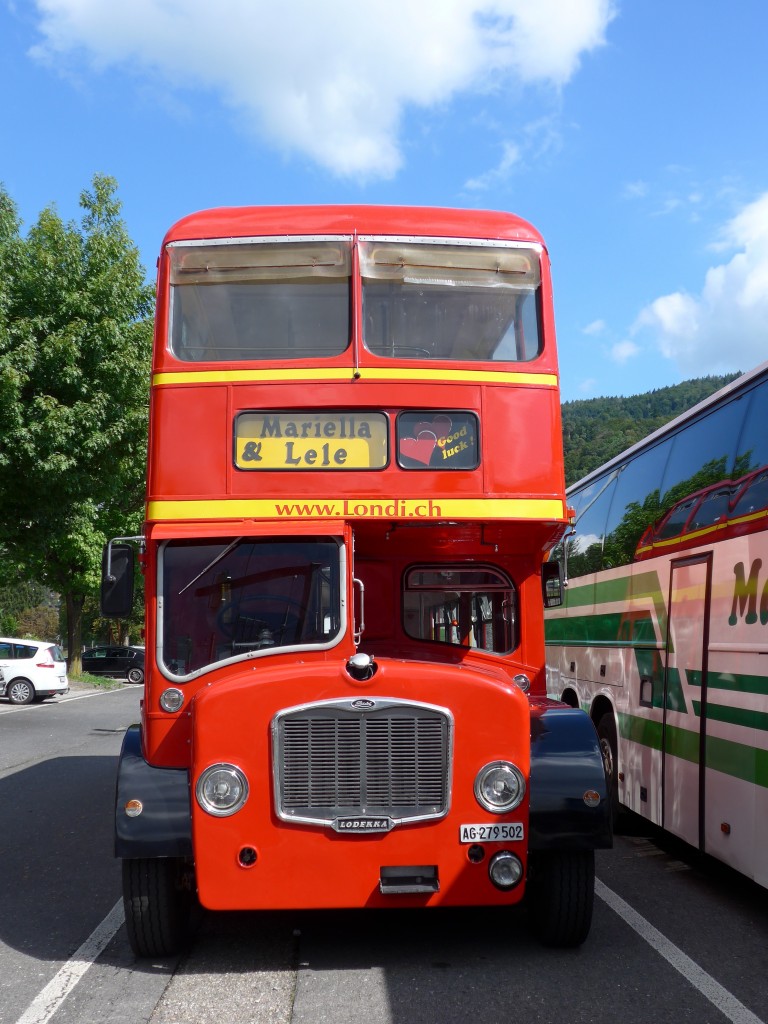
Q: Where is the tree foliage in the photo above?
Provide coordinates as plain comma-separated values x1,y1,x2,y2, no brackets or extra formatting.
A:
0,176,152,670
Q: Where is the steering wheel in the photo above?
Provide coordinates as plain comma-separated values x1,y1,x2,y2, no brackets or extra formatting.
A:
216,594,304,647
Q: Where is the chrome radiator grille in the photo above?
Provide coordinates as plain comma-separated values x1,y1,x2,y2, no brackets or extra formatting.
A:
272,699,452,826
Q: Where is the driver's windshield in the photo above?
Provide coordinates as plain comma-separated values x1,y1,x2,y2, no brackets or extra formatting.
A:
159,537,344,676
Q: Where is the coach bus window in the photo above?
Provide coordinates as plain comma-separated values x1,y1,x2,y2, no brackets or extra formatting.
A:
658,399,742,513
686,485,732,531
732,379,768,475
655,496,698,540
568,475,616,576
360,241,542,362
169,241,350,362
158,537,343,676
602,440,670,568
403,566,516,653
731,468,768,518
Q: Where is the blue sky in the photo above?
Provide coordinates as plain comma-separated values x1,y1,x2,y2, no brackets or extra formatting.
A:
2,0,767,402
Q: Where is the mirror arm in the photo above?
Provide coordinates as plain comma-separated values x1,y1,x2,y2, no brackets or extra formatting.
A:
105,536,145,581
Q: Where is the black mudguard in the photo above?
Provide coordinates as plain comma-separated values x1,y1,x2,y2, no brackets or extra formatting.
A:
528,703,612,851
114,725,192,858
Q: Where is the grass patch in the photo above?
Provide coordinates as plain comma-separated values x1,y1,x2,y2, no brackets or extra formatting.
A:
69,672,125,690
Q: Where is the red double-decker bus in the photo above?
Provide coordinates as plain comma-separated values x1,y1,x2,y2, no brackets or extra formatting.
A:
103,205,610,957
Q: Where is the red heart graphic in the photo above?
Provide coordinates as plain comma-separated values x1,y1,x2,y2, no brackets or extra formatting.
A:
414,417,452,439
400,435,436,465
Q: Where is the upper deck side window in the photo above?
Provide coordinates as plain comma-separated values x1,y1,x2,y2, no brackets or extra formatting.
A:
360,239,542,363
169,239,351,362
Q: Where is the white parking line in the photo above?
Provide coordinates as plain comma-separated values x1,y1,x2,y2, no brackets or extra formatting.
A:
0,687,127,715
13,901,125,1024
596,879,765,1024
12,876,764,1024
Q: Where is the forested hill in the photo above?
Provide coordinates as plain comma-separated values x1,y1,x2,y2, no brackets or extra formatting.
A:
561,373,741,486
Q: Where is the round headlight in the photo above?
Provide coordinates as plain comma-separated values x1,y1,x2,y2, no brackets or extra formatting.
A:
513,673,531,693
160,687,184,713
474,761,526,813
489,850,524,890
196,763,249,817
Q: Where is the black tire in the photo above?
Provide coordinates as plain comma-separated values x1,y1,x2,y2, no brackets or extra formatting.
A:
122,857,193,958
127,667,145,685
527,850,595,947
7,678,35,705
596,712,622,832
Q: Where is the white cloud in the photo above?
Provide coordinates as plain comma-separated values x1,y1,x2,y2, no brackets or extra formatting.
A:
29,0,616,179
636,192,768,375
582,319,606,335
622,180,648,199
464,141,521,191
610,339,639,363
463,116,564,193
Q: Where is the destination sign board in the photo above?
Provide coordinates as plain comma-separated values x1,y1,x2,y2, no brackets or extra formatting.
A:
234,411,388,470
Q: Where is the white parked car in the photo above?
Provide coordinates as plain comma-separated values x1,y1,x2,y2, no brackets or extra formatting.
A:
0,637,69,705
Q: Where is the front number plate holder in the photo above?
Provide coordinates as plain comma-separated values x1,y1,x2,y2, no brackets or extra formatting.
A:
459,823,524,843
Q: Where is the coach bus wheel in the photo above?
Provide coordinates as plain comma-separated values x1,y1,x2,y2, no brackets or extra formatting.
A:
122,857,194,958
526,850,595,947
596,712,621,831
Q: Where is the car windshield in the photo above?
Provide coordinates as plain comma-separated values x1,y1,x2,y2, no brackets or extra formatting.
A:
159,537,344,677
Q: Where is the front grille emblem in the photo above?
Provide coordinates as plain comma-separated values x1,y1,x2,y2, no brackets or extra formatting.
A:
333,816,394,833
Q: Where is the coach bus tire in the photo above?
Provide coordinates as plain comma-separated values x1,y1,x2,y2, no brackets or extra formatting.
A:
596,712,622,832
122,857,193,958
527,850,594,947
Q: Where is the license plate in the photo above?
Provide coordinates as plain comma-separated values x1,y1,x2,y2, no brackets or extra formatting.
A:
459,823,524,843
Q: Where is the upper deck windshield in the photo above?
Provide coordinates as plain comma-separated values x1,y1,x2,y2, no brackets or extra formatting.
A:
360,239,542,362
169,240,351,362
159,537,343,677
168,236,543,364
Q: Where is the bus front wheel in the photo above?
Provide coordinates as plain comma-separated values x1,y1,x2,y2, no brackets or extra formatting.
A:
526,850,595,947
122,857,194,958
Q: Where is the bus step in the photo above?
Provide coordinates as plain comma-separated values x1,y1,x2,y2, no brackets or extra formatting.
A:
379,865,439,894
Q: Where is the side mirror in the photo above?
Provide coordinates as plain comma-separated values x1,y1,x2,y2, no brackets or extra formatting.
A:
101,542,135,618
542,560,564,608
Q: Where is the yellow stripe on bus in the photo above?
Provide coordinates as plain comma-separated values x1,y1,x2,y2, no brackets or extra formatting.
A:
146,497,566,521
152,368,558,387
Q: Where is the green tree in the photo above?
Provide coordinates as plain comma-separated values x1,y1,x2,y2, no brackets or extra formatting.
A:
0,176,152,672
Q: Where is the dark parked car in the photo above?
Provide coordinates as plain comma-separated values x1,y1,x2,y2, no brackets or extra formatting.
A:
82,645,145,684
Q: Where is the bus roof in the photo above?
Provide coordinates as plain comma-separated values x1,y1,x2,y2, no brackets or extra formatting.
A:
161,205,546,249
567,358,768,496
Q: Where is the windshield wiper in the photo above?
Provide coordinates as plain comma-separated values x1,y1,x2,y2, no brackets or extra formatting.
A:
178,538,244,595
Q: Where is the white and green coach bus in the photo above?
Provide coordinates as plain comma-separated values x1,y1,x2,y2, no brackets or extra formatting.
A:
546,361,768,888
